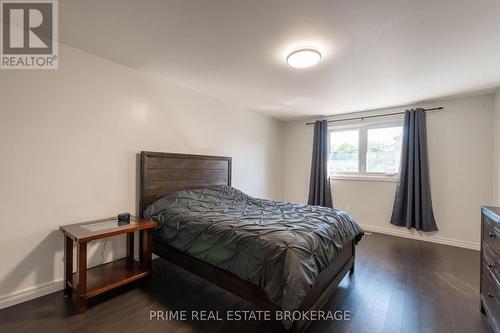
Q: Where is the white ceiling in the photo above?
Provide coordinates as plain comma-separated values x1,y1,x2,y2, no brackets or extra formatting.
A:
60,0,500,120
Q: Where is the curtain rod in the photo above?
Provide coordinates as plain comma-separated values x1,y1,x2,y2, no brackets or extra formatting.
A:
305,107,444,125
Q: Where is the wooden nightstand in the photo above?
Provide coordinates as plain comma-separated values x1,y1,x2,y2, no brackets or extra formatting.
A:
59,216,158,313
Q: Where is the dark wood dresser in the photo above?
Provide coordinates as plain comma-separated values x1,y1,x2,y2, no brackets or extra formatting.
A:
481,206,500,333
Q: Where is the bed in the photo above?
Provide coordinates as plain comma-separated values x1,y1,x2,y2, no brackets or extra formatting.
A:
138,151,363,331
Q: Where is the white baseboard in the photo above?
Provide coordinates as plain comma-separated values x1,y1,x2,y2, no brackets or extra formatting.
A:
360,224,480,251
0,278,64,310
0,255,141,310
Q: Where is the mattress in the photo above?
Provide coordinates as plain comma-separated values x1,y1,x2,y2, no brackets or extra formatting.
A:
144,185,363,325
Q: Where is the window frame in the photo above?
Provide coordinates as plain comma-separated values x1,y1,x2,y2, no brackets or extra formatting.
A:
328,119,403,181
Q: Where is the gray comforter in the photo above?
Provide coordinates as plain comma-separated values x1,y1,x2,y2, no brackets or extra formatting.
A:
144,186,363,323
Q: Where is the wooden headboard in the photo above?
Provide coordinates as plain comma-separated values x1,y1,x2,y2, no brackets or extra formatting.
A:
139,151,232,217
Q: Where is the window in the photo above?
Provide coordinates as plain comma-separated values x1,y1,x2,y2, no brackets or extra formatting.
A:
329,130,359,173
366,126,402,173
328,123,403,178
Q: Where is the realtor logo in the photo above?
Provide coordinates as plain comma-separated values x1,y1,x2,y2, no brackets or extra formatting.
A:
1,0,58,69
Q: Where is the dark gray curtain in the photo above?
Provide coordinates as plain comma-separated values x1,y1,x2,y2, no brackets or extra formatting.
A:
308,120,333,208
390,109,437,231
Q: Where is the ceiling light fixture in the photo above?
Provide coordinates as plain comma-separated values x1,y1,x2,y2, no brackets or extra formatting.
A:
286,48,321,68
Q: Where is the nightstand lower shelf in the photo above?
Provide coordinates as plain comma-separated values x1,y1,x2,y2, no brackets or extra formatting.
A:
68,259,149,299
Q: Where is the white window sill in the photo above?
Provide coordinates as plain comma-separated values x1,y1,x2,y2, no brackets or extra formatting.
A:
329,175,398,182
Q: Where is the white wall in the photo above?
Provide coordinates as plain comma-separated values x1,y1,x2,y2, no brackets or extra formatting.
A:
0,44,284,307
494,90,500,205
283,94,495,250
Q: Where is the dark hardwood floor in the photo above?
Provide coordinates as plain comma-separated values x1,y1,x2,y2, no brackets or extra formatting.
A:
0,233,490,333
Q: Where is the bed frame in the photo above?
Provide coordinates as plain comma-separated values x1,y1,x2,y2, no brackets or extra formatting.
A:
139,151,355,332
